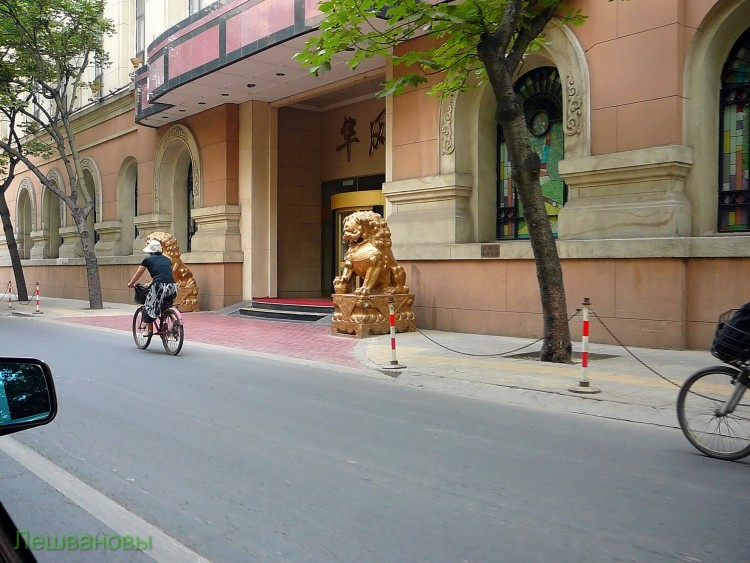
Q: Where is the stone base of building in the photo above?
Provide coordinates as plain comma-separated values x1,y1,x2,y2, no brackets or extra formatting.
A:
331,293,416,338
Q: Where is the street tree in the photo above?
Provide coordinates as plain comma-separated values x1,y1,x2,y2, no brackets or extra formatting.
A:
296,0,608,362
0,0,114,309
0,88,44,302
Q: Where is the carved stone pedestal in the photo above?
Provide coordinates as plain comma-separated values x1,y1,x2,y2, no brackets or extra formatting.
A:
331,293,416,338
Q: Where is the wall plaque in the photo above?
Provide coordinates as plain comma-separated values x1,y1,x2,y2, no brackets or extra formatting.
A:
481,244,500,258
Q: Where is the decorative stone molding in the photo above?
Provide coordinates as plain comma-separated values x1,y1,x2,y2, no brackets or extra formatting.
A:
29,230,49,260
58,225,83,258
94,220,122,256
384,184,473,204
563,75,582,136
440,93,456,155
15,178,37,232
557,145,693,239
534,17,591,157
189,205,242,253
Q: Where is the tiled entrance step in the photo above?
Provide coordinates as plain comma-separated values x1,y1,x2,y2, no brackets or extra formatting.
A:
237,299,334,323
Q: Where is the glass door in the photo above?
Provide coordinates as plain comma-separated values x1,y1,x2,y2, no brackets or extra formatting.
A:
330,190,385,289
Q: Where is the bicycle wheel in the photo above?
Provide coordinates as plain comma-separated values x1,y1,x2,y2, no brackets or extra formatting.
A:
132,307,152,350
677,365,750,460
160,309,184,356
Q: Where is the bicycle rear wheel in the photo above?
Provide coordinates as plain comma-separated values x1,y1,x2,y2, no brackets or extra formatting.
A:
132,306,152,350
160,309,184,356
677,365,750,460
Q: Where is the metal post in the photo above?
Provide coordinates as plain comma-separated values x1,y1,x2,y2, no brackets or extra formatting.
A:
569,297,600,394
33,282,43,314
382,297,405,370
7,281,12,309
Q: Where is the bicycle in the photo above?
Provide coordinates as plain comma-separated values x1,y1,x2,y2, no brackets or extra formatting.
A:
677,308,750,460
131,283,185,356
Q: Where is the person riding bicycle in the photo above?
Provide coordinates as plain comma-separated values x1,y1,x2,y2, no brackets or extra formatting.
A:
127,239,178,334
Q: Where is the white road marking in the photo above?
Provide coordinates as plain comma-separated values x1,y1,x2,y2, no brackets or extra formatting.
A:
0,436,210,563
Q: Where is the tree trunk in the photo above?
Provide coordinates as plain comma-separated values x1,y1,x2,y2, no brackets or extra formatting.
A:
494,88,572,363
72,210,103,309
0,197,29,302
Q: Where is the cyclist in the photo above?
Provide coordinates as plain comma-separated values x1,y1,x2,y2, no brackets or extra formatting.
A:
127,239,178,334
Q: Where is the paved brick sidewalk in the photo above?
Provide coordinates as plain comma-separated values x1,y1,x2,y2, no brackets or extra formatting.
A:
61,312,361,368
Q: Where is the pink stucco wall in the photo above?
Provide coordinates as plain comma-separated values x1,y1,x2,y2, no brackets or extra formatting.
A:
571,0,715,154
391,36,442,181
387,1,720,161
401,256,743,351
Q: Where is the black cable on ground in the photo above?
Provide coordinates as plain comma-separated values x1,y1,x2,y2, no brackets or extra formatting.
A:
415,310,581,358
590,311,682,388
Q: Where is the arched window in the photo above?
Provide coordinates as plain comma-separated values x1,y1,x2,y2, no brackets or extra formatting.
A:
496,66,566,239
719,29,750,232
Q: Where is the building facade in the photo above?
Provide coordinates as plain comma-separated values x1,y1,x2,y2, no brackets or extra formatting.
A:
1,0,749,350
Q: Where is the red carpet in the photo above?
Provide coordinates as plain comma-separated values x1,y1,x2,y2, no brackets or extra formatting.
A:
253,297,333,307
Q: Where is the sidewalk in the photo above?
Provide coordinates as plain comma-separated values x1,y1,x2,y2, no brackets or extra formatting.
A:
2,296,714,429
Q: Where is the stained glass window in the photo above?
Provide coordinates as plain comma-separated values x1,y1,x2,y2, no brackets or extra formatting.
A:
497,67,566,239
719,29,750,232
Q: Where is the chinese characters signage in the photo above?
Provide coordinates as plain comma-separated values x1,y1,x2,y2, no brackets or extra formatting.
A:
336,109,386,162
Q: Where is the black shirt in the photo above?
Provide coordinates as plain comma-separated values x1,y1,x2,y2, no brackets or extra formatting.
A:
141,253,176,285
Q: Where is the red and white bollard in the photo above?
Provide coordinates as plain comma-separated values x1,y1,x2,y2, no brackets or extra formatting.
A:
382,297,405,370
33,282,43,314
7,281,12,309
569,297,600,394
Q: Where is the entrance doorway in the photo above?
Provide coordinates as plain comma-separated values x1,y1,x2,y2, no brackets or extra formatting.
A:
322,174,385,293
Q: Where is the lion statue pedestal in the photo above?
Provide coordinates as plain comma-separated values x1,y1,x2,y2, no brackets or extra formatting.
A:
332,293,415,338
330,211,415,338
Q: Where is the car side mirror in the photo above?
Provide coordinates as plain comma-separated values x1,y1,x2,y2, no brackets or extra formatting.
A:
0,358,57,437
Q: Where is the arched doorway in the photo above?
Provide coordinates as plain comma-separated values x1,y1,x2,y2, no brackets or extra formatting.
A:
42,187,62,258
496,66,566,239
116,158,138,255
16,183,34,260
81,168,98,244
153,125,201,253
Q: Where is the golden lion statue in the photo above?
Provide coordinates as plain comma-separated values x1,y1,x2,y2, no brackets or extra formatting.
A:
333,211,409,296
146,231,200,312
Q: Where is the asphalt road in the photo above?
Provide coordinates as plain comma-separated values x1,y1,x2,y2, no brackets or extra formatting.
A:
0,316,747,562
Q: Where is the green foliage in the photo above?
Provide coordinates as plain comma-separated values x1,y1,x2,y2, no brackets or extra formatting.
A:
0,0,114,162
295,0,586,98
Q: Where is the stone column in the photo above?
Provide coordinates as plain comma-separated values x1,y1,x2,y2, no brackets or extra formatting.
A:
58,225,82,258
189,205,242,253
557,146,693,239
239,101,277,299
133,214,172,254
94,221,122,256
29,230,49,259
383,174,474,244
